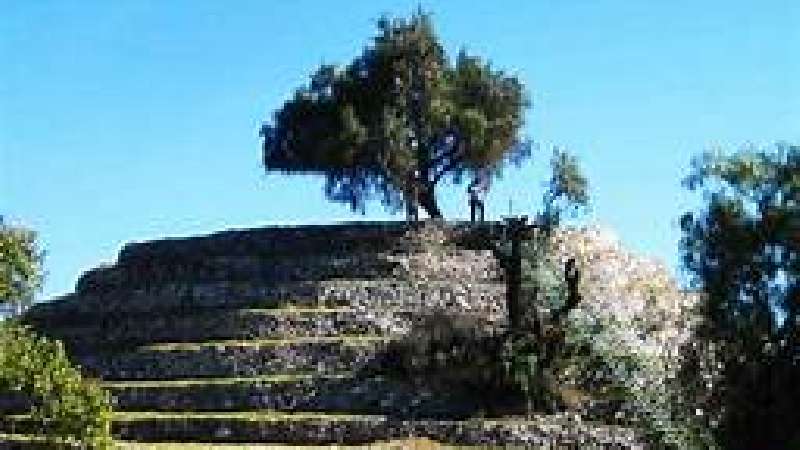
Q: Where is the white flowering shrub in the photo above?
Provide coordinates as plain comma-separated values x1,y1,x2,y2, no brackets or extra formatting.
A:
519,225,718,449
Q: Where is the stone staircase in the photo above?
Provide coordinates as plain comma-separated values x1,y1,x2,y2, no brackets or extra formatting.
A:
7,221,645,447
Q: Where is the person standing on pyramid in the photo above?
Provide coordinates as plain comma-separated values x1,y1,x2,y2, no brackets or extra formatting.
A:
406,169,420,225
468,170,489,223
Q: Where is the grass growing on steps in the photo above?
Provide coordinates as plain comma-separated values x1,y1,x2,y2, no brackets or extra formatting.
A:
3,412,628,428
232,306,411,315
24,300,357,328
7,411,612,425
114,438,479,449
0,433,83,447
4,433,486,449
46,306,413,335
139,336,393,351
103,372,355,388
113,411,385,421
3,411,385,423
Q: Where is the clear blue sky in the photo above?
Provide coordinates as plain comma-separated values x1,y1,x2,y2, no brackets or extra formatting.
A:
2,1,798,301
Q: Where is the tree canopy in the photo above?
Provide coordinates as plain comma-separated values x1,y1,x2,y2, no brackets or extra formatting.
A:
261,11,530,218
682,143,798,347
538,148,590,229
0,217,113,447
681,142,799,449
0,216,43,308
507,224,714,448
0,323,113,447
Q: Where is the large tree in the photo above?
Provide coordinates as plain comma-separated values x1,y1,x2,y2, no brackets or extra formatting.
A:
261,11,530,218
681,143,799,449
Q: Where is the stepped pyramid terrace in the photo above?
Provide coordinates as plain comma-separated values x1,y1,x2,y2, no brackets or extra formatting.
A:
4,221,650,448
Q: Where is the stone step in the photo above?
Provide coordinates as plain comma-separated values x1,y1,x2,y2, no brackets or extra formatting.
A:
73,221,507,296
105,374,478,419
112,222,418,267
0,391,29,415
103,372,353,388
76,249,502,293
111,440,476,449
77,254,401,293
78,337,392,380
27,279,506,319
0,413,644,447
25,296,345,327
0,433,83,450
37,308,415,353
0,374,349,415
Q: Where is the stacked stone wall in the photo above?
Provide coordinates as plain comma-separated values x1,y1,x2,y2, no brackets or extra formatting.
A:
42,310,418,353
106,417,643,447
83,340,390,380
32,279,507,324
109,376,477,418
13,221,648,447
75,249,502,294
76,221,506,293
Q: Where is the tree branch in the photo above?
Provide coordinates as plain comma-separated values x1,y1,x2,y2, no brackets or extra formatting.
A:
432,156,464,185
431,146,457,166
551,258,581,325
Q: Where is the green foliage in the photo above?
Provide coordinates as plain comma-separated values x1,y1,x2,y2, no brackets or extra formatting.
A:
520,234,567,312
498,334,561,414
0,216,43,307
513,236,576,408
562,314,718,449
371,311,527,416
0,321,113,448
539,148,590,229
682,143,799,339
1,217,112,447
262,10,530,217
508,224,718,449
681,142,799,449
488,150,590,414
376,311,499,377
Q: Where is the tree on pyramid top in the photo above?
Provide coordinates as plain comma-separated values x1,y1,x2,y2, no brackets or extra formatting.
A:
261,10,531,219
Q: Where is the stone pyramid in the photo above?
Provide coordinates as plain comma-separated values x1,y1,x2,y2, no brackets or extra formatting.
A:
8,221,644,447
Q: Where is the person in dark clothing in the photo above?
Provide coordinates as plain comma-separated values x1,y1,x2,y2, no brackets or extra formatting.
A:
406,170,420,225
468,172,489,223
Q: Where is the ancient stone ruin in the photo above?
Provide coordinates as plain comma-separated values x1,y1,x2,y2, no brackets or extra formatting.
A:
11,221,646,447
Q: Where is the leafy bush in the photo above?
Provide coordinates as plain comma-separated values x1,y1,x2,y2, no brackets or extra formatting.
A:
515,226,718,449
376,311,501,377
0,321,113,448
370,311,527,416
0,217,43,309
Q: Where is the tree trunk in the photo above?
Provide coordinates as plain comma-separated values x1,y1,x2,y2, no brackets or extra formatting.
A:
417,185,443,219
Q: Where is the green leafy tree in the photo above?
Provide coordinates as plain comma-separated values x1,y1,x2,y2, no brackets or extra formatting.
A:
499,148,590,413
261,11,530,218
0,217,113,447
681,142,799,449
538,147,590,229
502,151,715,447
525,225,716,449
0,216,43,309
0,323,113,448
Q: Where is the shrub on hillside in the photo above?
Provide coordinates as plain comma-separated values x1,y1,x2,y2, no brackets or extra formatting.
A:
375,311,501,378
534,226,719,448
370,311,526,415
0,321,113,448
